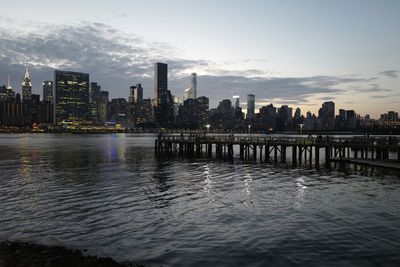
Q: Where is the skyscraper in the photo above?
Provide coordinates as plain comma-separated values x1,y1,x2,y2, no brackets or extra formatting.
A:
42,81,53,103
130,83,143,104
54,70,90,123
191,73,197,98
247,94,255,120
21,65,32,103
233,95,240,108
154,62,168,106
153,62,174,127
294,107,301,120
6,75,14,99
318,101,335,130
98,91,109,122
89,82,101,121
183,73,197,101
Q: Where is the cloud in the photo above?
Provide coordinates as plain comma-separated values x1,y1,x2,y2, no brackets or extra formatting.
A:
379,70,398,78
350,83,392,93
0,19,391,109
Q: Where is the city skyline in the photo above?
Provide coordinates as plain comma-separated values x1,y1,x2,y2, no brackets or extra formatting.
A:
0,0,399,118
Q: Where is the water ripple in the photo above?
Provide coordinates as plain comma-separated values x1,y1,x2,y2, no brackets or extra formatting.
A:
0,134,400,266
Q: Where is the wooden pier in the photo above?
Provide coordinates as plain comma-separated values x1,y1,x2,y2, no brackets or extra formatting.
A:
155,134,400,169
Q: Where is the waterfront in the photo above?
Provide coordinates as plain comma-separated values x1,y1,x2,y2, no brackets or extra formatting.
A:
0,134,400,266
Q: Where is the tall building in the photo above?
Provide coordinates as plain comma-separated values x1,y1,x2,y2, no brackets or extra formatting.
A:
89,82,101,121
7,75,15,99
183,98,198,128
54,70,90,123
153,62,174,127
294,107,301,120
190,73,197,99
21,65,32,103
154,62,168,106
247,94,255,120
129,85,136,104
90,82,101,103
130,83,143,104
42,81,53,103
98,91,109,122
318,101,335,130
259,104,276,131
233,95,240,109
183,73,197,101
197,96,209,126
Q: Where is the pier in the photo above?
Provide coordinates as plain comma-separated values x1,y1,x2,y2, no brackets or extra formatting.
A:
155,134,400,169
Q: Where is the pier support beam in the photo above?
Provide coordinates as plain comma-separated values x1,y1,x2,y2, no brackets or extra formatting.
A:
292,146,297,167
315,147,319,168
265,145,270,163
281,145,286,163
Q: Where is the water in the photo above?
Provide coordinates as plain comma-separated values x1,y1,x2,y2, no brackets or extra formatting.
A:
0,134,400,266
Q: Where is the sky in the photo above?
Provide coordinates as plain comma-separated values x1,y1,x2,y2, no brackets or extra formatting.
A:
0,0,399,118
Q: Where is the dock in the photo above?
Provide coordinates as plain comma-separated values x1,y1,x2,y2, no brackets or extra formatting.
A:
155,134,400,169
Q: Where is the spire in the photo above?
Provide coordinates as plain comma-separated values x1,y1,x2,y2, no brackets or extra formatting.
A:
21,64,32,87
7,75,12,90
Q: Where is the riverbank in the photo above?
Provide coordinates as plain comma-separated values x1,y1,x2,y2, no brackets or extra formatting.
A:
0,241,144,267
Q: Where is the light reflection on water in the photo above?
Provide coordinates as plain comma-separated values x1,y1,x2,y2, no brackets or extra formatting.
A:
0,134,400,267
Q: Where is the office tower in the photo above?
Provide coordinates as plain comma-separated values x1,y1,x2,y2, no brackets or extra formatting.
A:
6,75,14,99
90,82,101,103
339,109,346,119
276,105,292,131
294,107,301,119
154,62,168,105
233,95,240,108
54,70,90,123
108,98,128,123
21,65,32,103
135,84,143,104
183,98,198,128
89,82,101,122
153,62,174,127
247,94,255,120
130,83,143,104
129,85,136,103
197,96,209,125
259,104,276,130
42,81,53,103
98,91,109,122
318,101,335,130
138,98,153,125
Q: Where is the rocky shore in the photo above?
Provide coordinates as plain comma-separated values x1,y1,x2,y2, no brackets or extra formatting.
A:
0,241,144,267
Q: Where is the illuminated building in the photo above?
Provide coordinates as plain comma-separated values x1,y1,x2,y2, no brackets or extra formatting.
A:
42,81,53,103
153,62,174,127
54,70,89,123
247,94,255,120
21,65,32,103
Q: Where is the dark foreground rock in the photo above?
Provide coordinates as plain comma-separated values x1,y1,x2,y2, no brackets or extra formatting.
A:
0,241,144,267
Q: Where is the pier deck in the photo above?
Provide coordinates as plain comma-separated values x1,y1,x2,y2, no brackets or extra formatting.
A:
155,134,400,168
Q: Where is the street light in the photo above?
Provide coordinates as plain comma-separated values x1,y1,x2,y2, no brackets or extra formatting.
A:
299,123,304,135
205,124,210,134
248,124,251,134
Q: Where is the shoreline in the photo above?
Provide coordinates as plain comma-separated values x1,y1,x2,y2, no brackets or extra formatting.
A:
0,241,144,267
